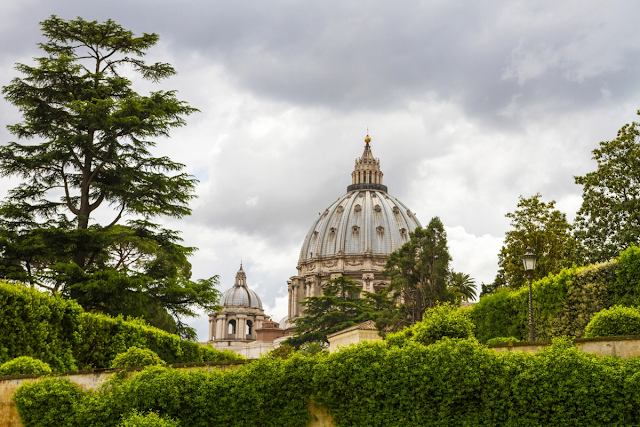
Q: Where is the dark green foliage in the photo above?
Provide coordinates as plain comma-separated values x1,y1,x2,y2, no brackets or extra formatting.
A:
118,412,178,427
381,219,453,330
14,339,640,427
0,281,240,369
0,281,81,371
486,336,520,345
447,270,476,302
386,303,474,347
491,193,578,291
200,345,242,362
110,347,164,368
575,117,640,263
585,306,640,338
13,377,83,427
612,245,640,306
263,343,295,360
17,356,316,427
471,258,619,342
311,338,640,426
0,356,52,375
299,341,328,357
289,276,380,347
0,16,219,337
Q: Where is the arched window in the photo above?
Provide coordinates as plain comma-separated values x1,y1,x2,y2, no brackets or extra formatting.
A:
228,319,236,336
246,320,253,336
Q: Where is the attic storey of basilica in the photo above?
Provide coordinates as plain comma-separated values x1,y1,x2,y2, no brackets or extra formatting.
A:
286,134,422,323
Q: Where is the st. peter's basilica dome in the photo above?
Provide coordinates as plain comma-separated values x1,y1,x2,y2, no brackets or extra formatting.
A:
286,134,422,324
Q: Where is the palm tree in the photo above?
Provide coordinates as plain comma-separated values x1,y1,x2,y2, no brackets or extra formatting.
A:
448,271,477,303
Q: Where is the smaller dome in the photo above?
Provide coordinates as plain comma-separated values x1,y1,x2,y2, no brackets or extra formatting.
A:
220,264,263,309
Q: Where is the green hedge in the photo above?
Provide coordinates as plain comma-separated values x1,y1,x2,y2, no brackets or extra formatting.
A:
15,355,316,427
386,303,474,347
585,305,640,338
110,347,165,368
15,339,640,427
471,256,620,342
0,356,52,375
0,281,82,371
0,281,240,370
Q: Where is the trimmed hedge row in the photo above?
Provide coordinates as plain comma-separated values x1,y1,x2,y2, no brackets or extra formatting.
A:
0,281,240,371
15,355,316,427
14,338,640,427
470,246,640,342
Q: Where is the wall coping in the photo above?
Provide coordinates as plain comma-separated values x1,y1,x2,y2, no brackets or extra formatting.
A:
486,334,640,348
0,359,250,381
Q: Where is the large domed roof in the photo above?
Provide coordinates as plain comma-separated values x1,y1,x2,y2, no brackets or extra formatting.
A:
220,265,263,309
299,190,421,263
298,135,421,264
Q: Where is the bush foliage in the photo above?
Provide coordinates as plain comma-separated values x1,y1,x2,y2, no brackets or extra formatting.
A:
15,338,640,427
471,251,629,342
0,281,241,370
0,356,52,376
585,305,640,338
16,356,316,427
386,303,474,347
111,347,165,369
118,411,178,427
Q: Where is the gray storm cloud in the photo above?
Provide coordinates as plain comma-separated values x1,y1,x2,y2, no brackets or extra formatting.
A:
1,0,640,339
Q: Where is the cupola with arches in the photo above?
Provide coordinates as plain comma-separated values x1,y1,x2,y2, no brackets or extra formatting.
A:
208,264,266,347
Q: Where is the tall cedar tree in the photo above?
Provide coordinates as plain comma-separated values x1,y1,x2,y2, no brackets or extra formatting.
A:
0,16,219,339
380,218,452,331
485,193,577,294
287,276,382,348
575,117,640,263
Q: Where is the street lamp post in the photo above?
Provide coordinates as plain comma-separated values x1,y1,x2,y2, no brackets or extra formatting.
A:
522,247,537,342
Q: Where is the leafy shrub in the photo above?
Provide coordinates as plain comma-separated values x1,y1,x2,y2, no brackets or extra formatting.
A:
0,356,52,375
111,347,165,368
613,245,640,306
471,260,618,342
386,303,475,347
200,344,244,362
263,343,295,359
20,356,316,427
118,411,178,427
312,338,638,426
75,312,202,368
585,305,640,338
0,281,81,371
0,281,215,370
13,377,83,427
486,336,520,345
14,340,640,426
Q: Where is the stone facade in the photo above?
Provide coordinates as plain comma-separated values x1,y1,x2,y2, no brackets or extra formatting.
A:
327,320,382,353
286,135,422,328
209,265,266,351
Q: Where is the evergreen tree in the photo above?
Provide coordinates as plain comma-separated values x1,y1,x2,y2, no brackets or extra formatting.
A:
0,16,218,339
575,118,640,263
287,276,381,347
380,218,452,331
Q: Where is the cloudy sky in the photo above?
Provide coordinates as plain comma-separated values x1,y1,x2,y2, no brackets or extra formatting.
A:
2,0,640,340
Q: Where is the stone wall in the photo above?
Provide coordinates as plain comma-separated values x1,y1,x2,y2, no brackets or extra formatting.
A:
489,334,640,358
